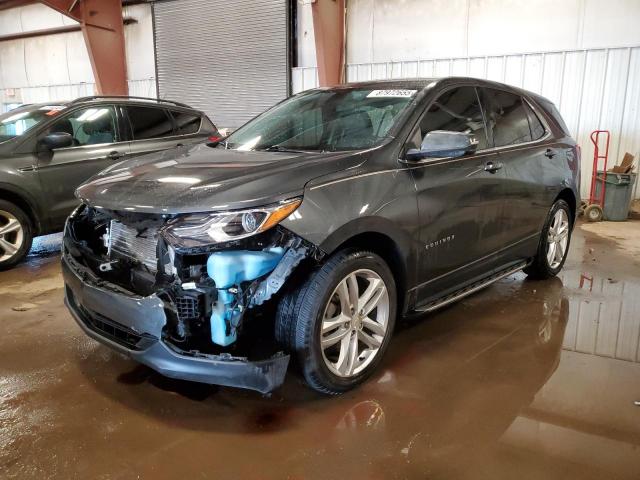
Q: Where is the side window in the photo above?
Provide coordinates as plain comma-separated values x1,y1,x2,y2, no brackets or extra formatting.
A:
524,101,545,141
171,110,201,135
48,106,118,146
415,86,488,151
127,106,174,140
483,89,532,147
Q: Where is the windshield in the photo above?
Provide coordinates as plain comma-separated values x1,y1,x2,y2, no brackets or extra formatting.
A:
0,105,66,142
223,88,418,152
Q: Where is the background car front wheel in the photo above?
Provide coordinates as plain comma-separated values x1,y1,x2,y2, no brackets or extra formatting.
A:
524,199,572,279
0,200,33,271
276,249,397,395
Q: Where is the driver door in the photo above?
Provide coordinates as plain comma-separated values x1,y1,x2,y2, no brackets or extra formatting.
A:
35,105,130,226
407,86,507,305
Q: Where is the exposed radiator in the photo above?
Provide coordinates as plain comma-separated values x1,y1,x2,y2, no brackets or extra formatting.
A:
109,220,159,272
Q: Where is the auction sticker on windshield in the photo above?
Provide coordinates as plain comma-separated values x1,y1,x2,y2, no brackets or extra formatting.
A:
39,105,66,116
367,89,417,98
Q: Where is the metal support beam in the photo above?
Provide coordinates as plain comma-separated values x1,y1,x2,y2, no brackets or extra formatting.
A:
311,0,345,87
40,0,128,95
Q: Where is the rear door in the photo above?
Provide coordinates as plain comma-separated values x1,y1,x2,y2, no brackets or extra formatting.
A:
407,85,507,305
478,88,550,260
124,105,210,159
35,104,130,226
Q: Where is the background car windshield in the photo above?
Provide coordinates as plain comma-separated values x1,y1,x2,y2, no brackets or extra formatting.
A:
0,106,65,141
224,88,416,152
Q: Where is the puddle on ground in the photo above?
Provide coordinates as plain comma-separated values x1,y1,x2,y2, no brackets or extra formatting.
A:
0,225,639,479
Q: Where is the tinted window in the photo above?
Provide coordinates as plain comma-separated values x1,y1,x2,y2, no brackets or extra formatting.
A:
171,110,201,135
416,86,488,150
48,106,118,146
127,106,174,140
542,100,570,136
483,89,532,147
524,101,545,140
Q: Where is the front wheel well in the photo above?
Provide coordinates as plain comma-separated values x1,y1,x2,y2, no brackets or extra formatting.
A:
0,189,39,234
332,232,407,314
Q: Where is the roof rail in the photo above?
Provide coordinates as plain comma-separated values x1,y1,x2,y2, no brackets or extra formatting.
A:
69,95,192,108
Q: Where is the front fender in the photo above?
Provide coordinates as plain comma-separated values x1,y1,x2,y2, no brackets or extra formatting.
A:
280,167,421,290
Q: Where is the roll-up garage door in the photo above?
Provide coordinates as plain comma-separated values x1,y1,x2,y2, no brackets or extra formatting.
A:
153,0,289,129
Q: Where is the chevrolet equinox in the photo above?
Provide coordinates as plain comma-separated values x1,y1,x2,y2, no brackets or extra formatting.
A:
62,78,579,394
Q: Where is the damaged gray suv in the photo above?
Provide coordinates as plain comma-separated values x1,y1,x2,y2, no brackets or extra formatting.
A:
62,78,579,394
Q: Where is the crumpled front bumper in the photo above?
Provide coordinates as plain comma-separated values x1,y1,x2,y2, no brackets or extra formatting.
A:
61,253,289,394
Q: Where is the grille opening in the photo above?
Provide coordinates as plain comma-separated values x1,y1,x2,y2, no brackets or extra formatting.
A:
109,220,159,272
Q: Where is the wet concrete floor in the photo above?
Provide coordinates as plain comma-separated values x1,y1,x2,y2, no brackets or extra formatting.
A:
1,223,639,479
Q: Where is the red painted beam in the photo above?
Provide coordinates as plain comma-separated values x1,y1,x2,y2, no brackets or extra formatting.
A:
40,0,128,95
311,0,345,87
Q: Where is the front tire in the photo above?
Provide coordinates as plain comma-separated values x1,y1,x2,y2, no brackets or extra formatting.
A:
0,200,33,271
524,199,572,279
276,249,396,395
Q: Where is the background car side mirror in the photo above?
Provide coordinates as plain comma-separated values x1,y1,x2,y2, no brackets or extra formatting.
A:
406,130,478,161
39,132,73,151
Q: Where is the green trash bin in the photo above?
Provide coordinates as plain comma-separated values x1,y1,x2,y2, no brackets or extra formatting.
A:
594,171,637,221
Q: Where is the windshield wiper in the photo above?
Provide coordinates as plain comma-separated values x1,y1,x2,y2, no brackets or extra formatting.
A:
260,145,314,153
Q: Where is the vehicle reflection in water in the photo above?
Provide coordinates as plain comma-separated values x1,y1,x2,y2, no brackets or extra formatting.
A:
66,269,640,479
285,276,570,479
276,273,639,479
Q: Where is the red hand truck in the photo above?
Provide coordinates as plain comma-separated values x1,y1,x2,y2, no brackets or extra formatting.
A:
584,130,610,222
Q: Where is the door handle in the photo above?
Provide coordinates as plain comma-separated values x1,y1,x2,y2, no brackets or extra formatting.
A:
544,148,556,159
484,161,503,173
107,151,123,160
176,143,184,147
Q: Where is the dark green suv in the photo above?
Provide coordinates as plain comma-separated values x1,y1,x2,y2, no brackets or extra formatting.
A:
0,96,219,269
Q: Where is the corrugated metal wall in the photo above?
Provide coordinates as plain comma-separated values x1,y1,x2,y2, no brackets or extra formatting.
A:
1,79,157,108
559,271,640,364
153,0,289,129
292,46,640,199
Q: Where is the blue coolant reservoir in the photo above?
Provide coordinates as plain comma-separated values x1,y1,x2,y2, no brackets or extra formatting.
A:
206,248,285,346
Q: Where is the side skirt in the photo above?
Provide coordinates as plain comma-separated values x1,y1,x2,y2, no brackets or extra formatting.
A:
412,261,529,314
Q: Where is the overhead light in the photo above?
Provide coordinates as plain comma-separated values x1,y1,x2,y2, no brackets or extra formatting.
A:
157,176,200,185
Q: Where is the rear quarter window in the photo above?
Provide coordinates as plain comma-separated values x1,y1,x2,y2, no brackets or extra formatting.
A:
524,101,546,141
170,110,201,135
540,99,571,136
127,106,174,140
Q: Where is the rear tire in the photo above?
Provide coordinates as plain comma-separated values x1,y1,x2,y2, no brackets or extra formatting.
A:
0,200,33,271
524,199,572,280
275,249,396,395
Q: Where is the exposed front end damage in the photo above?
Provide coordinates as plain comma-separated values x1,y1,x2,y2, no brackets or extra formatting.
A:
62,204,320,393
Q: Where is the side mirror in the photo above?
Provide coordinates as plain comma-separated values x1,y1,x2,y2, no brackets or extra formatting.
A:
406,130,478,161
40,132,73,150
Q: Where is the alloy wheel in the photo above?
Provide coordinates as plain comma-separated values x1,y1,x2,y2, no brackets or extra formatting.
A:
0,210,24,263
320,269,390,378
546,209,569,269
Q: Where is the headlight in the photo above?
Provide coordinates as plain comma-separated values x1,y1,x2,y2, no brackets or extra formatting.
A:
162,198,302,247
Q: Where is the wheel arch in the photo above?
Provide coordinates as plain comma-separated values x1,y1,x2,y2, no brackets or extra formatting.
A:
554,188,577,224
320,221,413,315
0,185,42,234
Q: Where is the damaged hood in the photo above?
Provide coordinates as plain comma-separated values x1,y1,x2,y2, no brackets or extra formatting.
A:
76,142,364,214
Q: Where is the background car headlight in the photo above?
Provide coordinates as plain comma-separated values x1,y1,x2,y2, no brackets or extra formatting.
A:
162,198,302,247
